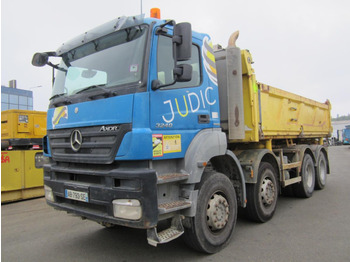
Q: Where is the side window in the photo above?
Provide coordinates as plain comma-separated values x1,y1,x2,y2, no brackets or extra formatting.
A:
157,35,200,89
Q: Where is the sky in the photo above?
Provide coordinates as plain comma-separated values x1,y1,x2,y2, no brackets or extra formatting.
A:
1,0,350,117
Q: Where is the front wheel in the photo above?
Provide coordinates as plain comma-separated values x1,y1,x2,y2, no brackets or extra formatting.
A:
245,162,278,223
183,171,237,253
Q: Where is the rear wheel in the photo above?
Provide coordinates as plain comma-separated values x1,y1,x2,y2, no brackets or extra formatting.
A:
245,162,278,223
293,153,315,198
315,152,327,190
183,171,237,253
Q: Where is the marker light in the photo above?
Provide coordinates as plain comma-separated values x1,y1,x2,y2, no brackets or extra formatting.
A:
150,8,161,19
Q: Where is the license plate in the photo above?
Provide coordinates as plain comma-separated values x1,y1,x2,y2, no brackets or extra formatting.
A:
65,189,89,202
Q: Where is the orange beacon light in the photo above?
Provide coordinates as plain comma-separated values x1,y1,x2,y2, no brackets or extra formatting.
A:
150,8,161,19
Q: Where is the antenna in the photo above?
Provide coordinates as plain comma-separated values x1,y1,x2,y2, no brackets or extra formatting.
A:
140,0,143,15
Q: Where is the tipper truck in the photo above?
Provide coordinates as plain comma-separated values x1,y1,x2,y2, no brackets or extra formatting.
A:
32,9,332,253
343,125,350,145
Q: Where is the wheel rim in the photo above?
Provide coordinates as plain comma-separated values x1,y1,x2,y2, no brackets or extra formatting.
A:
319,158,326,183
260,177,276,206
306,164,314,188
206,193,229,231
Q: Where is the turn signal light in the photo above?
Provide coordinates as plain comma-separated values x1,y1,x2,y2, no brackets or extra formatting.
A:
150,8,161,19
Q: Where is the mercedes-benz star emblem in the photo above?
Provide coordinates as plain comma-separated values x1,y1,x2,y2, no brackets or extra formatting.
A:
70,130,82,152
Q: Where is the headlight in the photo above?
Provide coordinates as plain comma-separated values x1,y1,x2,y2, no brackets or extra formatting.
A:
112,199,142,220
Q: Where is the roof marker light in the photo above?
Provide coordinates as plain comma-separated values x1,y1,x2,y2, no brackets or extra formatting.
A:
150,8,161,19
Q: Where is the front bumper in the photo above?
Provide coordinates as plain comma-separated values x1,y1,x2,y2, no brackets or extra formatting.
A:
44,161,158,228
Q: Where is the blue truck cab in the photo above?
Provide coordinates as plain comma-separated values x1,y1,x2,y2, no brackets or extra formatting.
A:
33,14,245,253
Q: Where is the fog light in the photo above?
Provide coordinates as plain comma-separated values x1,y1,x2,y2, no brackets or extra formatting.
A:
44,185,54,202
112,199,142,220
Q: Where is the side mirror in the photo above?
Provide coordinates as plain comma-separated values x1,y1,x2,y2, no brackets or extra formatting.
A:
174,64,192,82
151,64,192,90
32,53,49,67
173,22,192,61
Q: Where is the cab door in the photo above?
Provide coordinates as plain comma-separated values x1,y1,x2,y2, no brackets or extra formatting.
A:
149,33,218,159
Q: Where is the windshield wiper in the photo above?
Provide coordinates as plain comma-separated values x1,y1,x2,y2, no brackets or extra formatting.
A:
75,84,109,94
50,93,72,107
50,93,66,100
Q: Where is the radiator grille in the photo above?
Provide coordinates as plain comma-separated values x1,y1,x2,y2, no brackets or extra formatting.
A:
47,124,131,164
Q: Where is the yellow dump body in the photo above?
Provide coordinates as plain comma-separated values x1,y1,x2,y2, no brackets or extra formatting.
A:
1,109,47,140
232,50,332,143
259,84,332,138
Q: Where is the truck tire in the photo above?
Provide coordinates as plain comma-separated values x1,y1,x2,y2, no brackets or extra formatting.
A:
315,152,327,190
293,153,315,198
183,171,237,253
245,162,278,223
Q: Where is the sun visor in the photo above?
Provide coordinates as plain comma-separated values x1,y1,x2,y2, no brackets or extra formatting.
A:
56,15,145,55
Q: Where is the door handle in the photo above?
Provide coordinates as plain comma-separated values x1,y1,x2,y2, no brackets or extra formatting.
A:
198,114,210,124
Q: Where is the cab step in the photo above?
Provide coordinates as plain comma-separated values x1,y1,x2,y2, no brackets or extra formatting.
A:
157,173,189,184
158,200,192,214
147,215,184,247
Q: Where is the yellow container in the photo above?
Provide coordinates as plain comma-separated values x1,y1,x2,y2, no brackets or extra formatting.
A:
1,150,44,203
1,109,46,140
232,50,332,143
259,84,332,139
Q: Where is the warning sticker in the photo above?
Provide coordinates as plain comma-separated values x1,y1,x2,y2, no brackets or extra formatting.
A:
152,134,163,157
152,134,182,157
163,135,181,154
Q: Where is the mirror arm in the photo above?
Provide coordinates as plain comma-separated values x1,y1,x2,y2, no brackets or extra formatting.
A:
152,77,177,91
47,61,67,73
46,51,57,57
160,20,175,28
172,35,181,45
52,68,55,86
156,20,176,35
173,67,183,77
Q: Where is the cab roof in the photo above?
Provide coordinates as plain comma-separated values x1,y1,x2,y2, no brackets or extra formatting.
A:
56,14,206,55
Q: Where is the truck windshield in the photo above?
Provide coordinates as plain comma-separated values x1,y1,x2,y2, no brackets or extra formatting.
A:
52,25,148,99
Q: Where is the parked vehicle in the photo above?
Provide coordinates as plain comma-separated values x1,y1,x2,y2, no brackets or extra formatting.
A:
343,125,350,145
1,110,47,202
32,10,332,253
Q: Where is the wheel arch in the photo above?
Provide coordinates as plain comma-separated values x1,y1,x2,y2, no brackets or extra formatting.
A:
261,153,280,183
310,145,330,174
235,149,280,185
304,147,316,164
184,129,227,184
210,150,247,208
320,147,330,174
290,145,316,165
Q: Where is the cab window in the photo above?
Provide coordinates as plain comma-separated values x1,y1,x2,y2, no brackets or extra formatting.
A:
157,35,201,89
